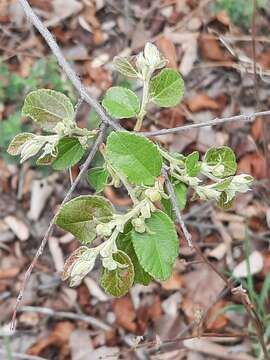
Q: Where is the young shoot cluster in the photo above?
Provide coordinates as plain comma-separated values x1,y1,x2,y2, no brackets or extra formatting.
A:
7,42,253,297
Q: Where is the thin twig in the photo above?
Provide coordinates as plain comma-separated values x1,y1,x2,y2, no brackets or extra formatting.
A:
252,0,258,110
18,0,122,132
141,110,270,137
18,305,111,331
11,125,107,330
162,168,193,247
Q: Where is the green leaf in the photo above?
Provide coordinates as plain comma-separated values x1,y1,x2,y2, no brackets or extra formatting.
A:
22,89,74,130
53,137,85,170
87,167,109,193
101,250,134,297
150,68,184,107
55,195,114,244
7,133,35,155
132,210,178,281
36,153,56,166
117,227,152,285
161,181,187,220
217,192,234,210
185,151,201,177
113,56,138,78
106,132,162,186
204,146,237,178
102,86,140,119
212,177,233,191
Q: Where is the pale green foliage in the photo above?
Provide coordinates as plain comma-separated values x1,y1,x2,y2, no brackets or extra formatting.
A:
113,57,138,78
7,133,35,156
87,167,109,193
204,146,237,177
101,250,134,297
52,137,85,170
150,68,185,107
7,42,254,298
117,226,152,285
102,86,140,119
106,132,162,185
132,210,178,280
22,89,74,130
7,89,94,166
55,195,114,244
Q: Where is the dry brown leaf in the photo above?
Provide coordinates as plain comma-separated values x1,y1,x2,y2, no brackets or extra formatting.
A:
199,36,232,62
162,272,184,290
187,93,221,112
27,321,75,356
4,215,29,241
112,296,137,333
48,236,65,273
0,266,20,279
183,265,225,310
233,251,264,278
251,118,263,141
156,36,178,69
206,300,229,330
103,186,132,207
238,152,266,179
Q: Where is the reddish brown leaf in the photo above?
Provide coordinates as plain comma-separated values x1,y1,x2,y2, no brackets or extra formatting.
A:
187,93,221,112
112,296,137,333
238,152,266,179
156,36,178,69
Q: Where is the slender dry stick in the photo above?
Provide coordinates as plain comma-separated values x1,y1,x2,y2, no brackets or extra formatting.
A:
18,0,122,132
11,125,107,330
252,0,258,110
18,305,111,331
141,110,270,137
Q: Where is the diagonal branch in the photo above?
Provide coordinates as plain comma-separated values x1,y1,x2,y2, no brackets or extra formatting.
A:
11,124,107,330
163,169,270,359
141,110,270,137
18,0,122,132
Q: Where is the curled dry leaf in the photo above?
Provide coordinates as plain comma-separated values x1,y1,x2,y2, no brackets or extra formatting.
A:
156,36,178,70
187,93,221,112
238,152,266,179
233,251,264,278
4,215,29,241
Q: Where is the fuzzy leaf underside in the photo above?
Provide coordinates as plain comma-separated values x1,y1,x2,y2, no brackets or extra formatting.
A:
22,89,74,130
55,195,114,244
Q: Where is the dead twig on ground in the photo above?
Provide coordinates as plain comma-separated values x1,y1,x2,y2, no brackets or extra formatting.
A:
18,305,111,331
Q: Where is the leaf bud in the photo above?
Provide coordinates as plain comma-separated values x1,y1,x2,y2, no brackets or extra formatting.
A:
96,223,113,237
145,188,161,202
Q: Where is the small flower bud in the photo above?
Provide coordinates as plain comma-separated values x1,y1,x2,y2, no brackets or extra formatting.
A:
140,203,151,219
145,188,161,202
132,218,146,233
96,223,112,237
